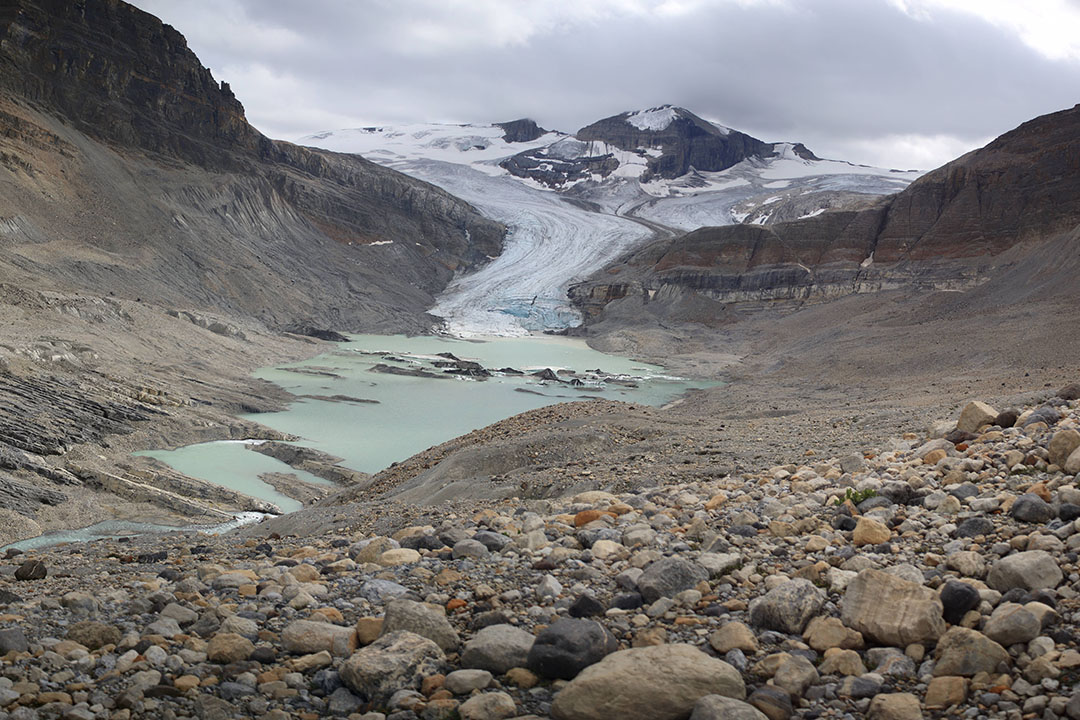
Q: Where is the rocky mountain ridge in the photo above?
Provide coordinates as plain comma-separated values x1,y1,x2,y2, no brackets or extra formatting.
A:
569,103,1080,325
0,0,505,332
0,0,511,544
504,105,811,187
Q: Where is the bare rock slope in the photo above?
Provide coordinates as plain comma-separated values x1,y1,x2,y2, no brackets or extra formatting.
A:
0,0,508,542
569,104,1080,322
0,0,504,333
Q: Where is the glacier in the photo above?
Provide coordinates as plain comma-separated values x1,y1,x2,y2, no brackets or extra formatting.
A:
300,117,922,337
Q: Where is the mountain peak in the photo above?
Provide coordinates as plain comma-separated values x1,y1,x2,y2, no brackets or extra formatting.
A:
494,118,547,143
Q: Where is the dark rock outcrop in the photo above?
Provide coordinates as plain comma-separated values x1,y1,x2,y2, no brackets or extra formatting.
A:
576,106,771,181
498,105,818,188
495,119,547,143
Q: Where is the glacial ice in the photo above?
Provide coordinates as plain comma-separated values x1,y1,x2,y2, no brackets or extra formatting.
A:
300,122,923,336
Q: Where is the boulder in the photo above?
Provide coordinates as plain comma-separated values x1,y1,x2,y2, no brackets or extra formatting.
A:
987,551,1062,592
773,655,818,697
0,627,28,654
852,517,891,546
281,620,357,657
380,599,460,652
940,581,982,625
461,624,535,674
159,603,199,626
66,621,120,651
14,560,46,581
527,618,618,680
841,569,945,646
1010,494,1054,523
925,676,968,708
551,644,745,720
802,616,864,651
445,669,493,695
818,648,867,676
459,691,517,720
1067,446,1080,475
945,551,985,578
982,603,1041,646
748,579,824,634
206,633,254,664
1049,429,1080,468
957,401,997,433
747,687,793,720
340,631,445,706
867,693,923,720
691,695,769,720
933,627,1009,676
709,622,759,653
637,556,708,603
698,552,742,577
359,578,410,604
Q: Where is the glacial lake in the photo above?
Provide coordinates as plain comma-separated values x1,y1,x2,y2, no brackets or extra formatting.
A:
139,334,710,511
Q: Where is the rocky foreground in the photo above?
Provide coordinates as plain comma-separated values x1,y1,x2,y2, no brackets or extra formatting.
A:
2,387,1080,720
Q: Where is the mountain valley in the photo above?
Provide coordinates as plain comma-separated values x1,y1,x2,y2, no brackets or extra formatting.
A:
0,1,1079,719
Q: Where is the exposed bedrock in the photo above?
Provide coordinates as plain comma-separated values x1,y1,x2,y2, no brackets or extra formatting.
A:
571,104,1080,324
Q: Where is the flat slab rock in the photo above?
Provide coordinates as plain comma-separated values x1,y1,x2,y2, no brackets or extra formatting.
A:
841,569,945,647
551,643,745,720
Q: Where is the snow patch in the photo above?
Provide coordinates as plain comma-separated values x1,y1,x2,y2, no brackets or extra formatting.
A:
297,123,565,173
625,106,678,132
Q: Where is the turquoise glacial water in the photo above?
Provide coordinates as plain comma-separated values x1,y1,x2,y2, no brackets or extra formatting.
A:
5,335,710,551
140,334,710,507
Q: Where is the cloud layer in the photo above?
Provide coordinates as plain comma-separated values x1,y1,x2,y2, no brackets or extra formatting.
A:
132,0,1080,169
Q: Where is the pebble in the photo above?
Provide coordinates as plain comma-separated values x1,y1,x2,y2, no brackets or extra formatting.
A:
0,393,1076,719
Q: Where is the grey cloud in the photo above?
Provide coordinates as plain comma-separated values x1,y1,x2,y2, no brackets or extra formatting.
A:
132,0,1080,169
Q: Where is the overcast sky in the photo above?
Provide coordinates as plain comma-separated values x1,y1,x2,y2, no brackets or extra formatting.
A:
131,0,1080,170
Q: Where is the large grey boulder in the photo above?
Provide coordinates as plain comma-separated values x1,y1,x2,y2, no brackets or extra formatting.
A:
551,644,745,720
933,627,1009,677
380,599,460,652
987,551,1062,592
982,603,1041,646
841,569,945,646
637,556,709,603
282,619,358,657
461,624,535,674
340,631,445,705
748,579,824,634
691,695,769,720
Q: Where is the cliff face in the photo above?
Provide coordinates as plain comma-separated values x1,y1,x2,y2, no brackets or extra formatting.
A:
571,104,1080,323
494,119,547,143
0,0,264,167
0,0,504,332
